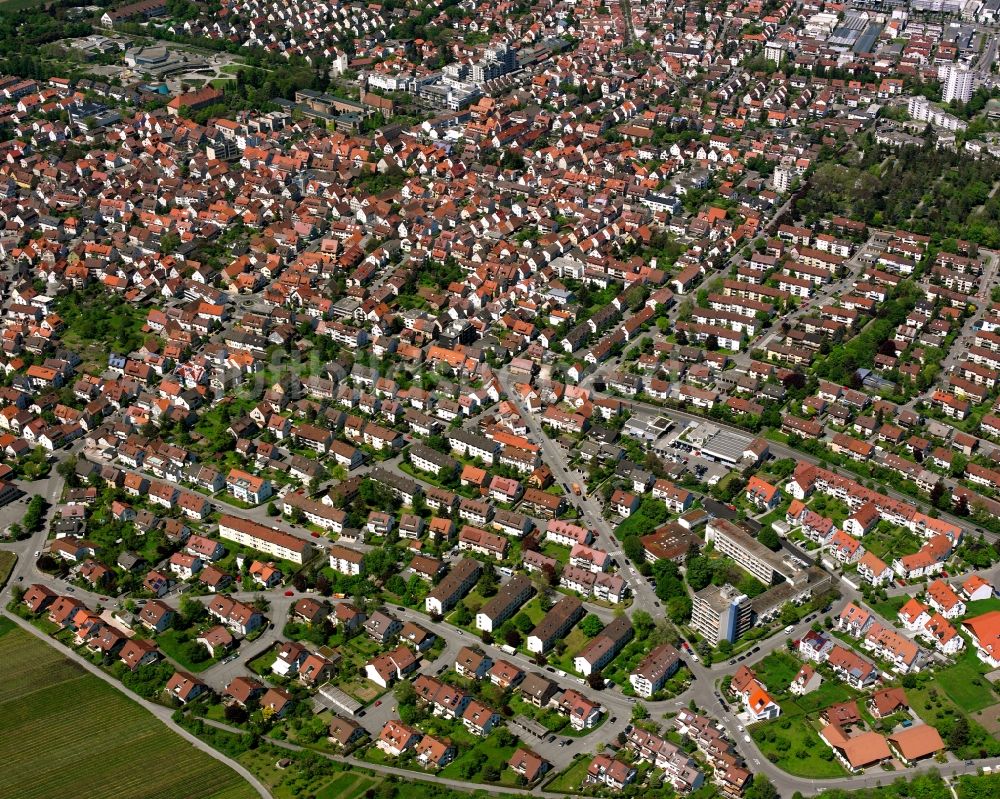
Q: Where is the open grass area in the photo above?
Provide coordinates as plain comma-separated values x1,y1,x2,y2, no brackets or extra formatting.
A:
541,542,570,566
870,595,908,621
862,525,923,561
931,643,997,713
548,626,590,674
0,622,255,799
751,650,801,691
790,680,860,715
156,628,220,672
750,715,849,778
439,733,518,783
963,597,1000,618
545,755,591,793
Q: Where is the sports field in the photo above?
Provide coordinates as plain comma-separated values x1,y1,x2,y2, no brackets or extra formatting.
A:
0,619,256,799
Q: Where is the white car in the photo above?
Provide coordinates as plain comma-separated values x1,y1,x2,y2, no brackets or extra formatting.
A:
690,653,699,662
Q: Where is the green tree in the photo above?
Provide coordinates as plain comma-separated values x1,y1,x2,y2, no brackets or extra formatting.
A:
746,776,778,799
757,528,781,551
452,602,472,627
513,612,534,634
948,715,970,750
780,603,800,626
667,595,692,624
685,556,713,591
180,595,207,628
579,614,605,637
632,610,654,640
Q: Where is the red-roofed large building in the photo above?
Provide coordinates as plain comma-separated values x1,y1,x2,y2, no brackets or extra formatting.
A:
730,666,781,721
965,610,1000,667
745,476,781,510
857,551,892,586
926,579,965,619
217,515,312,564
962,575,994,602
888,725,945,765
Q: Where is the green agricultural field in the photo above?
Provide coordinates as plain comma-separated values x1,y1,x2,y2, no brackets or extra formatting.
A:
0,0,46,11
314,772,379,799
0,550,15,588
0,622,255,799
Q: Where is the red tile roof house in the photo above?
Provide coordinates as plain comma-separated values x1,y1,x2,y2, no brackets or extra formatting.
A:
508,748,550,784
587,754,637,790
197,625,235,658
260,687,294,719
610,489,641,517
836,602,874,638
119,638,160,671
297,653,336,686
185,533,225,562
22,583,57,614
888,725,945,765
964,610,1000,668
454,646,492,680
225,469,272,504
206,596,265,636
138,599,175,633
224,676,265,707
414,734,456,770
165,671,208,704
365,645,419,688
272,641,308,677
745,476,781,510
962,575,994,602
868,687,909,719
925,579,965,618
462,700,501,737
557,688,603,730
377,720,421,757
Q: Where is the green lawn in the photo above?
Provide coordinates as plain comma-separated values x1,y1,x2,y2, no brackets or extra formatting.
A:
517,597,548,626
871,595,908,621
541,542,570,566
863,526,923,561
751,650,802,693
545,755,591,792
750,715,848,778
156,628,219,672
0,622,255,799
247,644,277,675
963,597,1000,618
931,643,997,712
439,733,517,783
790,680,860,716
548,626,591,674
